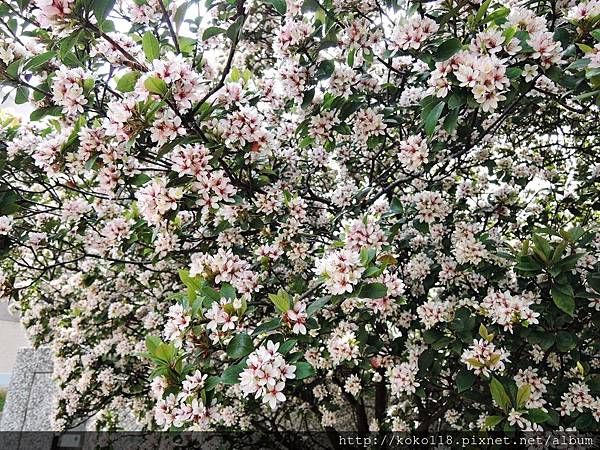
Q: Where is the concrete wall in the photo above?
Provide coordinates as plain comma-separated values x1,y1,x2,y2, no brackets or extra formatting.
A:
0,304,29,386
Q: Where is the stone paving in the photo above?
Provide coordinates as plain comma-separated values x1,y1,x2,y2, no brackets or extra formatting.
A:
0,347,55,432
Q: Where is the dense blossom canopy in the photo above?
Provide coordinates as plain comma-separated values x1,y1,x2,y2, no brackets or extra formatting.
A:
0,0,599,439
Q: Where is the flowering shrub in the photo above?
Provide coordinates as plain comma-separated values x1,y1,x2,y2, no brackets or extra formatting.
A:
0,0,599,437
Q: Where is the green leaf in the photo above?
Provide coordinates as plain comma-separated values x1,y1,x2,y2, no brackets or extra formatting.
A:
204,375,220,391
484,7,510,25
588,272,600,294
306,296,331,317
226,16,244,41
265,0,286,14
359,247,377,266
563,226,586,242
14,86,28,104
201,285,220,303
30,106,62,121
424,101,445,136
279,339,297,355
155,342,177,364
556,331,576,352
5,60,22,79
301,88,315,109
60,29,83,58
316,60,335,80
516,384,531,408
202,26,226,41
23,51,55,72
294,361,316,380
7,18,16,33
16,0,31,11
574,413,594,429
230,66,241,82
142,31,160,61
483,415,504,430
443,109,459,134
221,361,247,384
61,51,83,68
433,38,462,61
226,333,253,358
269,290,290,313
252,317,281,336
456,369,476,393
347,48,355,67
527,408,551,424
178,269,201,291
173,3,189,32
532,234,552,262
145,335,162,354
144,76,167,95
506,67,522,79
567,58,591,71
490,377,512,412
448,92,466,109
550,286,575,316
93,0,116,24
432,336,453,350
84,154,98,170
551,240,568,263
131,173,152,186
418,349,435,371
423,329,443,344
479,323,494,342
474,0,492,24
527,331,555,351
357,282,387,299
117,71,140,92
220,283,236,300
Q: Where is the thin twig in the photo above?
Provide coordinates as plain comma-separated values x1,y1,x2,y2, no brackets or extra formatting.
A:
157,0,180,54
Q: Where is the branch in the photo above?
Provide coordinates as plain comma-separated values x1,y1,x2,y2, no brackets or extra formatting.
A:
188,9,246,118
85,20,148,72
157,0,180,54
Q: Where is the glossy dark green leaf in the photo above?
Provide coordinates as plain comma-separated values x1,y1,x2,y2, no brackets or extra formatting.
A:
307,296,330,317
221,361,246,384
226,333,253,358
295,361,316,379
23,51,55,72
551,286,575,316
456,369,476,392
433,38,462,61
424,101,445,136
265,0,286,14
357,282,387,299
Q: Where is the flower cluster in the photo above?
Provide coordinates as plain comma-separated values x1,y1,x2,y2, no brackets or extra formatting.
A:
461,338,510,376
480,290,540,332
239,341,297,410
0,0,599,437
314,249,364,295
52,66,89,115
388,362,420,396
